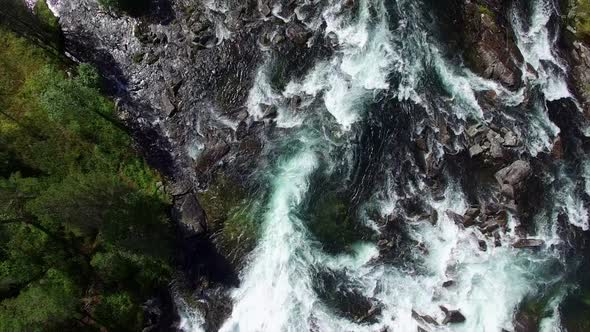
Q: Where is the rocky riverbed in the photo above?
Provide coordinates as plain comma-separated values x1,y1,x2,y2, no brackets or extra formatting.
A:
32,0,590,330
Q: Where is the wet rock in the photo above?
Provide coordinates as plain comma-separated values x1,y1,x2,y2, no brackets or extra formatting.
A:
480,210,508,234
464,207,480,226
285,23,310,45
467,123,486,137
503,130,518,147
478,239,488,251
469,143,484,157
446,210,466,226
258,0,271,17
462,3,523,90
565,41,590,112
440,306,466,324
551,136,564,160
495,160,532,199
513,239,545,249
261,104,278,119
357,303,382,323
412,309,439,326
173,192,207,238
442,280,455,288
161,92,176,117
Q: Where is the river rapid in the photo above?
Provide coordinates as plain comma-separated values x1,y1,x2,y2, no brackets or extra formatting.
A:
180,0,590,331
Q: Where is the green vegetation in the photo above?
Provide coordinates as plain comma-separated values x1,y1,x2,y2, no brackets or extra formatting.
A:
98,0,150,16
34,0,59,34
306,191,373,254
197,175,259,261
574,0,590,41
477,4,494,19
0,26,173,331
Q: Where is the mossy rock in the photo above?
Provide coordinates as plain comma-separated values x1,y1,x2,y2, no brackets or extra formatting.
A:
477,4,495,19
305,191,374,254
561,287,590,332
197,175,260,262
576,0,590,38
34,0,59,34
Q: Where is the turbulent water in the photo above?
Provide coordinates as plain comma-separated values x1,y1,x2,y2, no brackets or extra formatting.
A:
180,0,589,331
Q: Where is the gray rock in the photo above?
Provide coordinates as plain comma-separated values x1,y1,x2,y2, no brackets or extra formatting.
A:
469,144,484,157
440,306,466,324
173,192,207,238
496,161,532,184
503,130,518,147
442,280,455,288
412,310,439,326
513,239,545,249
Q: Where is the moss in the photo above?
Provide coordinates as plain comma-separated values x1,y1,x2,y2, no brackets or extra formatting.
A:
477,4,495,19
197,175,260,259
34,0,59,34
132,52,145,64
306,191,373,254
575,0,590,41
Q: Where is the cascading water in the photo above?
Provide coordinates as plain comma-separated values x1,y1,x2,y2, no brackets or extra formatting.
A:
181,0,588,331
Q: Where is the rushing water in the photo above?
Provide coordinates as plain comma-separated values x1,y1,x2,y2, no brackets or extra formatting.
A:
181,0,589,331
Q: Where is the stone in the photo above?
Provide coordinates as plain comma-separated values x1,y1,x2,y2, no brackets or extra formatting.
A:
161,92,176,117
495,160,531,198
503,130,518,147
467,124,485,137
478,239,488,251
412,310,439,326
173,192,207,238
446,210,465,226
258,0,271,16
469,144,484,157
285,23,310,45
442,280,455,288
440,306,466,324
489,141,504,159
464,207,480,227
513,239,545,249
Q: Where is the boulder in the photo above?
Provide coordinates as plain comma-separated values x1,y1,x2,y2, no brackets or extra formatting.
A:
469,144,484,157
440,306,466,324
442,280,455,288
173,192,207,238
513,239,545,249
495,160,532,198
462,4,523,91
478,239,488,251
285,23,310,45
412,310,439,326
464,207,481,227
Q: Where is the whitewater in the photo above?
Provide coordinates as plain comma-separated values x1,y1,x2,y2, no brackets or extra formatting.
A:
180,0,588,331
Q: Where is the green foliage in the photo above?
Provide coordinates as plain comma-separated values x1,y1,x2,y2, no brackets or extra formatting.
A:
575,0,590,41
0,269,81,332
99,0,150,16
0,29,172,331
94,291,143,331
34,0,59,34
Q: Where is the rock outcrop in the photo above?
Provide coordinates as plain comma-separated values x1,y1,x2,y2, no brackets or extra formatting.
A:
462,1,524,91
